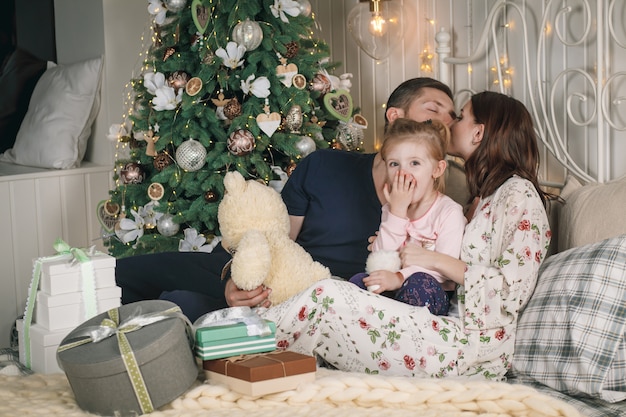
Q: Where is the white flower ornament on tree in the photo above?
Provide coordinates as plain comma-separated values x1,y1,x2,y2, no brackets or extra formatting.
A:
107,123,129,142
153,85,182,111
147,0,167,25
215,42,246,69
144,72,166,95
270,0,301,23
138,201,164,227
119,209,145,243
143,72,182,111
178,228,221,253
241,75,271,98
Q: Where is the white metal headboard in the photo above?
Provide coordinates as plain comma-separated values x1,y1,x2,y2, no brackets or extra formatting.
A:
435,0,626,185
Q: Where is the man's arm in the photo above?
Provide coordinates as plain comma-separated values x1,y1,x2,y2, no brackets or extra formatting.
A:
289,215,304,241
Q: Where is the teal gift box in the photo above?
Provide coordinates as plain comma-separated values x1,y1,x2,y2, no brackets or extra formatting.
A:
195,320,277,360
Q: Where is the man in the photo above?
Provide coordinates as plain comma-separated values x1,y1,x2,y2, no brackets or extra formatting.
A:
115,77,456,319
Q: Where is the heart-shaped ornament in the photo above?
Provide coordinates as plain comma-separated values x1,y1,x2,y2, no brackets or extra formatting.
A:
96,200,118,235
323,89,353,122
276,63,298,87
191,0,209,34
256,112,281,137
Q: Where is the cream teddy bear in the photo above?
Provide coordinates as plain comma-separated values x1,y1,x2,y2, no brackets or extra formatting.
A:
217,171,331,305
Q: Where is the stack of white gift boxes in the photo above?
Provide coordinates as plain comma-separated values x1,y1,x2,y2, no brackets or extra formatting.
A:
18,249,121,374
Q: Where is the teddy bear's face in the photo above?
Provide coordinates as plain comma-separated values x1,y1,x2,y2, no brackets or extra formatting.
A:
218,171,290,252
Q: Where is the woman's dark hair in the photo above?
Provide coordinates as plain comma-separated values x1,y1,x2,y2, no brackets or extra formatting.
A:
384,78,454,129
464,91,548,206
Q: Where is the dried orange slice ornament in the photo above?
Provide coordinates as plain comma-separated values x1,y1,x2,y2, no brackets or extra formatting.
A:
353,113,368,128
148,182,165,201
185,77,203,96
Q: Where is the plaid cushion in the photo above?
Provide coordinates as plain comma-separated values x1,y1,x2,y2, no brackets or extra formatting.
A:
512,234,626,403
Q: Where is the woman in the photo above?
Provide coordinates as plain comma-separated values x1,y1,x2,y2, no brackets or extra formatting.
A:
259,91,552,379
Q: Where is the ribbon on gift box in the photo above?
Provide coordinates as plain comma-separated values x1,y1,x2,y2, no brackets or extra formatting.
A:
223,350,288,378
21,238,99,368
58,305,191,414
193,306,273,337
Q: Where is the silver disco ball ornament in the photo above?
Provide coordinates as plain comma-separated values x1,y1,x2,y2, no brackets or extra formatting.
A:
176,138,207,171
232,18,263,51
164,0,187,12
157,213,180,237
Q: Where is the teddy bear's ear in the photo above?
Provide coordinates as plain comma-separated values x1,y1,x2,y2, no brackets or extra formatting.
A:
223,170,246,193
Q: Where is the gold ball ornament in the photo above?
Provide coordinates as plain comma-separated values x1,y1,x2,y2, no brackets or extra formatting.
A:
223,97,242,120
227,129,255,156
176,138,207,171
120,162,145,184
232,18,263,51
204,190,218,202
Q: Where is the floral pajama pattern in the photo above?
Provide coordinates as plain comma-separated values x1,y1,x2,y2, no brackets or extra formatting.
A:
260,177,552,380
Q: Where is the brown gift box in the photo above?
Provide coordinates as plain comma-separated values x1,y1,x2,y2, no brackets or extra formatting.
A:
203,351,317,396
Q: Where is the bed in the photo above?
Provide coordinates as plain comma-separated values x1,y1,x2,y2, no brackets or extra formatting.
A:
1,0,625,416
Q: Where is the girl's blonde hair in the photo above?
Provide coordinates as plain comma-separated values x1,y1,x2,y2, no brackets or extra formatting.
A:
380,118,451,192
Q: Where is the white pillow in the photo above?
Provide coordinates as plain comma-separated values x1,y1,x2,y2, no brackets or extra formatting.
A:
0,56,103,169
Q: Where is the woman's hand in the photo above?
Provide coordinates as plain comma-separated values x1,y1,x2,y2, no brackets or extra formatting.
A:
362,270,404,294
224,279,272,308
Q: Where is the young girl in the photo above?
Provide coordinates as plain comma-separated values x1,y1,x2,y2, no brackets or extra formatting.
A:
349,118,466,315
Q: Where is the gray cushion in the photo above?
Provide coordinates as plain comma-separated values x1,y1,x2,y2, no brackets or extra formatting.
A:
512,234,626,402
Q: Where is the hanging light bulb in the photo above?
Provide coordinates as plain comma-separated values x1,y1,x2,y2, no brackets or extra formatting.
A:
368,1,387,36
347,0,404,60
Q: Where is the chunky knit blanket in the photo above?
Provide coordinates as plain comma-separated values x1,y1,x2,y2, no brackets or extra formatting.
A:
0,368,581,417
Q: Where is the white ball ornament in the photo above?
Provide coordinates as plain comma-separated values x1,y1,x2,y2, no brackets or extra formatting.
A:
176,138,207,171
295,136,316,157
157,213,180,237
164,0,187,12
232,19,263,51
296,0,312,17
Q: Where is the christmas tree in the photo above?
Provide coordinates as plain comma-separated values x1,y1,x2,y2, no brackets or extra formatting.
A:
104,0,366,258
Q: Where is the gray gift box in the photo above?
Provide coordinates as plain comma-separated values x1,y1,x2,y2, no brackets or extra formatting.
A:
56,300,198,416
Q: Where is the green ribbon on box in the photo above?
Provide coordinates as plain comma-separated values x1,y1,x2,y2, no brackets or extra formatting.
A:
58,305,189,415
22,238,98,369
